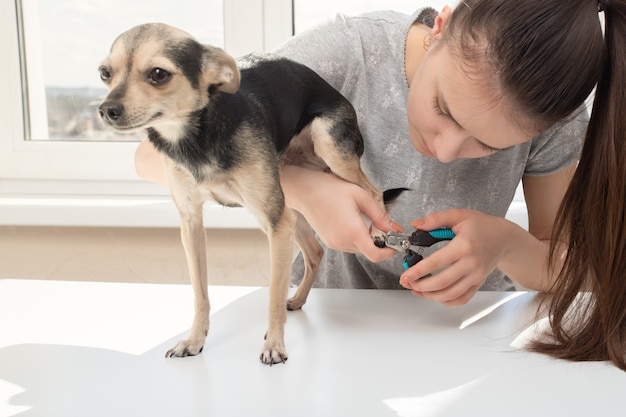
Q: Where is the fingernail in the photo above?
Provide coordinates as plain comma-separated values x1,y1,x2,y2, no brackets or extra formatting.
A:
391,220,404,232
399,276,410,288
410,219,425,228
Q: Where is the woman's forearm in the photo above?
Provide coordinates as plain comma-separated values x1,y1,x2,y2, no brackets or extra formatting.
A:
279,165,398,261
495,220,560,292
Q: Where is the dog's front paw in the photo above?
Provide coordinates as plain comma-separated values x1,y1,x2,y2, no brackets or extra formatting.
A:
165,338,205,358
259,340,288,365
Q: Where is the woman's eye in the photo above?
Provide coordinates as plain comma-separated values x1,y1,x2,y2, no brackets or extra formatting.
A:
432,98,446,116
148,68,172,85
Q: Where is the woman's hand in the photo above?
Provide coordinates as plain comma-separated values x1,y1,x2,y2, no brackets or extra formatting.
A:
280,165,401,262
399,209,519,306
135,138,167,185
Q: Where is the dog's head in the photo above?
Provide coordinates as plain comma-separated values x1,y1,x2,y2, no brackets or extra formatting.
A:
98,23,239,141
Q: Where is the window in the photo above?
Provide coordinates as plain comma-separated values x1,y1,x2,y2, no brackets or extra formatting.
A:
20,0,224,143
1,0,525,229
0,0,292,226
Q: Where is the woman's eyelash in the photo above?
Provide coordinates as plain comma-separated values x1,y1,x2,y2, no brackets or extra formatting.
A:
480,142,498,154
432,98,446,116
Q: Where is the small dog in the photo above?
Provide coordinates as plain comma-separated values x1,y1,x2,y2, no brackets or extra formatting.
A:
99,23,391,365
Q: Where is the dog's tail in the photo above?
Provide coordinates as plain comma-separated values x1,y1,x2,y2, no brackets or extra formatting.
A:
383,187,410,205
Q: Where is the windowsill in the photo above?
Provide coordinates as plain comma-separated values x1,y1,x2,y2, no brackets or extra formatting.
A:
0,194,528,230
0,194,260,228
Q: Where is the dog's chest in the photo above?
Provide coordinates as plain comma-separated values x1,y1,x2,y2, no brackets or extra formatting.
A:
167,159,245,208
150,126,243,181
203,181,244,208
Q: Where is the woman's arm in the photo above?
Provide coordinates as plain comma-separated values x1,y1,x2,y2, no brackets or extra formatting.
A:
502,164,576,289
280,165,400,262
135,139,166,185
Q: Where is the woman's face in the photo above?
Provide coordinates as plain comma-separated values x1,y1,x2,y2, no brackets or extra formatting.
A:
406,43,536,163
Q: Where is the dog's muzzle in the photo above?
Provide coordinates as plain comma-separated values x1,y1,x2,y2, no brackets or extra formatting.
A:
98,100,124,126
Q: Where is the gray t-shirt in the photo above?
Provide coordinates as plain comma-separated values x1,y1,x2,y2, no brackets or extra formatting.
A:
275,8,586,291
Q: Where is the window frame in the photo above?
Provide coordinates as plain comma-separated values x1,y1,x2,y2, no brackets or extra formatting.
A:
0,0,292,227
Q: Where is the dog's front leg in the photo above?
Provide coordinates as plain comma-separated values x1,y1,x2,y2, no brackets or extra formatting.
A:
166,201,210,358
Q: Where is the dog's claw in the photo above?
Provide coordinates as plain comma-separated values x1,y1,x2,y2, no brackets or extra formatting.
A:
165,340,204,358
260,350,288,366
260,337,288,365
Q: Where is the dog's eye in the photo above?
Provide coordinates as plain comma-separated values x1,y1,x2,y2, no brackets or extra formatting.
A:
148,68,172,85
99,66,112,82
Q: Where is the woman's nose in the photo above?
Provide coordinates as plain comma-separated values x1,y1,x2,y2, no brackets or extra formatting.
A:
433,131,465,163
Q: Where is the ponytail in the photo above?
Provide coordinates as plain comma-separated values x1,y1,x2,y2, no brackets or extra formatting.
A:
530,3,626,371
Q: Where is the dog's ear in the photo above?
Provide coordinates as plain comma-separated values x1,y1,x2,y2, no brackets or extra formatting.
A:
202,46,240,94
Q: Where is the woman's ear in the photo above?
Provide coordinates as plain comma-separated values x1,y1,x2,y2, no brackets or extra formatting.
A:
432,5,452,39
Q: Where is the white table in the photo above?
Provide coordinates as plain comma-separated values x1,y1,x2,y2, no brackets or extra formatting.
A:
1,279,624,417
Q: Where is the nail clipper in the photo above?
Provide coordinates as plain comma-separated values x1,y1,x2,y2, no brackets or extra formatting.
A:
381,228,455,269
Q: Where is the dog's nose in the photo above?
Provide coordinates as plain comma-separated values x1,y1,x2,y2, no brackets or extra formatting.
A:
98,101,124,123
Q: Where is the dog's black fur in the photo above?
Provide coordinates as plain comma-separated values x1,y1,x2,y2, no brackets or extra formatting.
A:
145,55,365,204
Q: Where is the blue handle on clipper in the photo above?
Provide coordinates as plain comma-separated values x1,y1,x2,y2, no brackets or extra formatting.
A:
402,228,455,269
403,254,421,270
427,227,456,240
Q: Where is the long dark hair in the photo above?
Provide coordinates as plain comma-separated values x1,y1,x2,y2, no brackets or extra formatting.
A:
540,2,626,370
445,0,625,370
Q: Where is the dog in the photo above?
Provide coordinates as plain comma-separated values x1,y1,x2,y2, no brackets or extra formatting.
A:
98,23,393,365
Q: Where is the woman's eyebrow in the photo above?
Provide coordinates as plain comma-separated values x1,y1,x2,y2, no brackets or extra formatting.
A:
440,93,505,152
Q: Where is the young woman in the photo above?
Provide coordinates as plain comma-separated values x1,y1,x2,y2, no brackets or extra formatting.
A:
135,1,625,369
274,4,585,303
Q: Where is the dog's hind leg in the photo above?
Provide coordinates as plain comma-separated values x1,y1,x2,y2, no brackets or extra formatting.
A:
309,117,383,205
309,116,387,243
287,212,323,311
